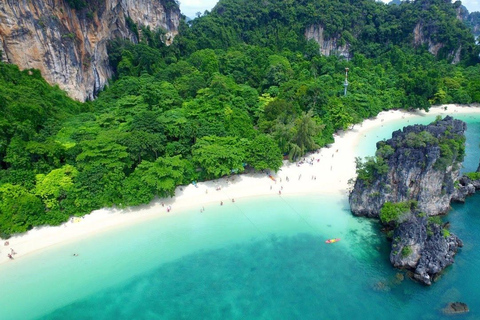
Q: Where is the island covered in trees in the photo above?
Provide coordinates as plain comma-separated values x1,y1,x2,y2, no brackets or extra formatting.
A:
0,0,479,237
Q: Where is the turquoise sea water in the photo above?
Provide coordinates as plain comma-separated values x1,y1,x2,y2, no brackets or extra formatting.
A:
1,112,480,320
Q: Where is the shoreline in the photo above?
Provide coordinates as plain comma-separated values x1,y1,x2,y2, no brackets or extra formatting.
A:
2,104,480,265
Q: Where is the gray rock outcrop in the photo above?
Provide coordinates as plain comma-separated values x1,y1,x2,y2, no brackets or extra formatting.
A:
452,175,479,202
0,0,180,101
413,23,462,63
390,212,463,285
349,116,467,285
350,116,466,218
304,25,350,58
452,154,480,202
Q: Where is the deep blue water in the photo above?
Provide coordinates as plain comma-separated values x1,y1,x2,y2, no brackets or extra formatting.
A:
1,112,480,320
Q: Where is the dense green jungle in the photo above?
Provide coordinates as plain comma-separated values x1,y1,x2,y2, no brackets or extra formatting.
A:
0,0,479,237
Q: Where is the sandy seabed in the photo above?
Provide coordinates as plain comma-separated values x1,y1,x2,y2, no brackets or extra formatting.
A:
1,104,480,265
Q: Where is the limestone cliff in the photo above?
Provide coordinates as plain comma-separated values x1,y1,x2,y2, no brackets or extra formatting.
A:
305,21,462,60
349,116,467,285
0,0,180,101
389,211,463,286
459,6,480,38
350,116,466,218
413,23,462,63
304,25,350,58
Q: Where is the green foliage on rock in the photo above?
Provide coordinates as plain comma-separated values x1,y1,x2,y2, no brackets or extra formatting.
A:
465,172,480,180
428,215,443,225
442,228,451,238
434,134,466,170
375,142,395,159
401,245,413,258
403,131,438,148
380,201,416,225
65,0,88,10
355,156,389,185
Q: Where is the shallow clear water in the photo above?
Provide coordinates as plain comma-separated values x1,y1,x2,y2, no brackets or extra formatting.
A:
1,113,480,320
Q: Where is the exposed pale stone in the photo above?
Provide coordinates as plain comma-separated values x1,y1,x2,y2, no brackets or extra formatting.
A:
304,25,350,58
0,0,180,101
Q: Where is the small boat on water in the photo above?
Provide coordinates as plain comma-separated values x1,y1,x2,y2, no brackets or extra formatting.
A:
325,238,340,244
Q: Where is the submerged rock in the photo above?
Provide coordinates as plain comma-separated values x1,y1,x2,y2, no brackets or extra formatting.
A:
395,273,405,283
442,302,469,314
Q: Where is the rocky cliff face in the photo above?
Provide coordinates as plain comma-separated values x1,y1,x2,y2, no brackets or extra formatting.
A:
304,25,350,58
349,116,467,285
390,212,463,285
0,0,180,101
305,21,463,61
350,116,466,218
413,23,462,63
459,6,480,38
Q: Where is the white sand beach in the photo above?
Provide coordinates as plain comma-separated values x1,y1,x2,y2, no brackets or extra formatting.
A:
1,104,480,265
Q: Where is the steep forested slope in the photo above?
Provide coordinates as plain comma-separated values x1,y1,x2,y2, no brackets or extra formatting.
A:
173,0,476,61
0,0,479,236
0,63,84,235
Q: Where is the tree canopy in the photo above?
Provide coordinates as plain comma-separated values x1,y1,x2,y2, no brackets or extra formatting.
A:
0,0,479,236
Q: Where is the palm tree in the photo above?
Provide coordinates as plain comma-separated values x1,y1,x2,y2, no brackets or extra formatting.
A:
288,143,302,161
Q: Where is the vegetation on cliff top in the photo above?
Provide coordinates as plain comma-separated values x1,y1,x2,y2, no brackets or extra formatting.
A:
355,117,467,185
1,0,480,236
